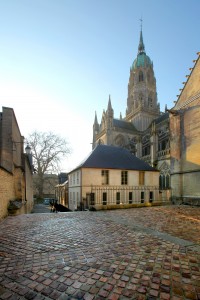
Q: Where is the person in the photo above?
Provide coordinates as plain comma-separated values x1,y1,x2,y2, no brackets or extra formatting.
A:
50,199,57,213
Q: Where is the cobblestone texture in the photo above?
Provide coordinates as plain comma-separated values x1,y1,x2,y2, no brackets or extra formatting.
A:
0,205,199,299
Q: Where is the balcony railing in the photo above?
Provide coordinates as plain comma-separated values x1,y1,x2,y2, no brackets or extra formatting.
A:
157,148,170,158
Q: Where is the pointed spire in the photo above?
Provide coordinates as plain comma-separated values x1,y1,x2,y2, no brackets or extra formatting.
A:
107,94,112,111
94,111,98,125
138,17,145,54
138,29,145,54
93,111,99,134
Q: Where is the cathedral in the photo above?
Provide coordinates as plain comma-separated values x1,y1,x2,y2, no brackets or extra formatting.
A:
92,28,171,196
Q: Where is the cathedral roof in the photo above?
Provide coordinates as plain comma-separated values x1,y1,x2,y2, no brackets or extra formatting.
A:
113,119,138,132
154,112,169,124
72,145,157,171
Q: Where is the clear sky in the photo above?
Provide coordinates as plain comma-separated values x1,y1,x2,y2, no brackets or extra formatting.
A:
0,0,199,172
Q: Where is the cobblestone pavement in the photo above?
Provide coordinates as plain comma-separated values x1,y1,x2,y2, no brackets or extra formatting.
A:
31,204,52,214
0,206,199,300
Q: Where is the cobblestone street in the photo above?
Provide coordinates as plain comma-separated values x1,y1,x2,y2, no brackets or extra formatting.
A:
0,205,199,300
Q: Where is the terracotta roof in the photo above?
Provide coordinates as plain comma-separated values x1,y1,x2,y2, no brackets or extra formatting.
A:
71,145,157,172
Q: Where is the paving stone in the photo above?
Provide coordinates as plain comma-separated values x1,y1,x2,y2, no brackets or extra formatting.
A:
57,283,67,292
83,292,95,300
41,286,54,296
0,206,199,299
24,290,38,299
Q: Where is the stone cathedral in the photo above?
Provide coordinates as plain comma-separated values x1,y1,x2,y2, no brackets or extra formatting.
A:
92,28,171,194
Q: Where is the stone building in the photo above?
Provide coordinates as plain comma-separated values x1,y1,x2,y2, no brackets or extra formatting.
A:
169,52,200,204
55,172,68,207
55,180,68,208
93,28,170,202
0,107,33,219
68,144,160,211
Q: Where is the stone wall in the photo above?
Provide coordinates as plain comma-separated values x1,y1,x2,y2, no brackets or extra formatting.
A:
0,168,15,219
0,107,34,219
170,55,200,202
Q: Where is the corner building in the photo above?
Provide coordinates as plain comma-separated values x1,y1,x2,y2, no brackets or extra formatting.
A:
93,29,171,202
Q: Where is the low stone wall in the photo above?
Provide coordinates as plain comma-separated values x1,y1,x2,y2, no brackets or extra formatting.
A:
91,201,163,211
172,196,200,206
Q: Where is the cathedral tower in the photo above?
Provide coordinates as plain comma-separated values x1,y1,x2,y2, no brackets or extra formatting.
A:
126,27,160,131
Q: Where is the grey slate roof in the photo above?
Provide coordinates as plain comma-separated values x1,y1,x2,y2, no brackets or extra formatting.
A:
113,119,138,132
72,145,157,172
154,112,169,124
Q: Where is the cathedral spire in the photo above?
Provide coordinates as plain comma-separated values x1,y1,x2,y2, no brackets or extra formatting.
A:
138,28,145,54
107,94,112,111
94,111,98,125
93,111,99,134
106,95,113,129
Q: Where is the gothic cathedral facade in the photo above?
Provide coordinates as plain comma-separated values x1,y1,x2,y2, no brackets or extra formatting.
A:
92,29,171,197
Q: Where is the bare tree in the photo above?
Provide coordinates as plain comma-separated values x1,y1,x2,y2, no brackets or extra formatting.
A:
26,131,71,198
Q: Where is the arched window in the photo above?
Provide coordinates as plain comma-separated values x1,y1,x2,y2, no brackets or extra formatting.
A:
159,173,170,189
159,175,163,189
166,174,170,189
139,71,144,82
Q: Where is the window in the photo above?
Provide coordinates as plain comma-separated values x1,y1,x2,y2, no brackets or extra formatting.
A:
139,71,144,82
73,192,75,203
129,192,133,204
159,174,170,189
159,175,163,189
102,170,109,185
166,174,170,189
139,171,145,185
76,172,79,184
73,174,75,184
102,192,107,205
142,146,150,156
121,171,128,185
116,192,120,204
159,139,168,151
90,193,95,205
149,191,153,203
141,191,145,203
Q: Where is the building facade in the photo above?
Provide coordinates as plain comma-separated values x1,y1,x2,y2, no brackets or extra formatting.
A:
68,145,162,211
170,53,200,204
0,107,33,219
55,181,68,207
93,29,171,201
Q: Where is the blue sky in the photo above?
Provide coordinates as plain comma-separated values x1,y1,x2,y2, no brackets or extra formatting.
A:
0,0,199,171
